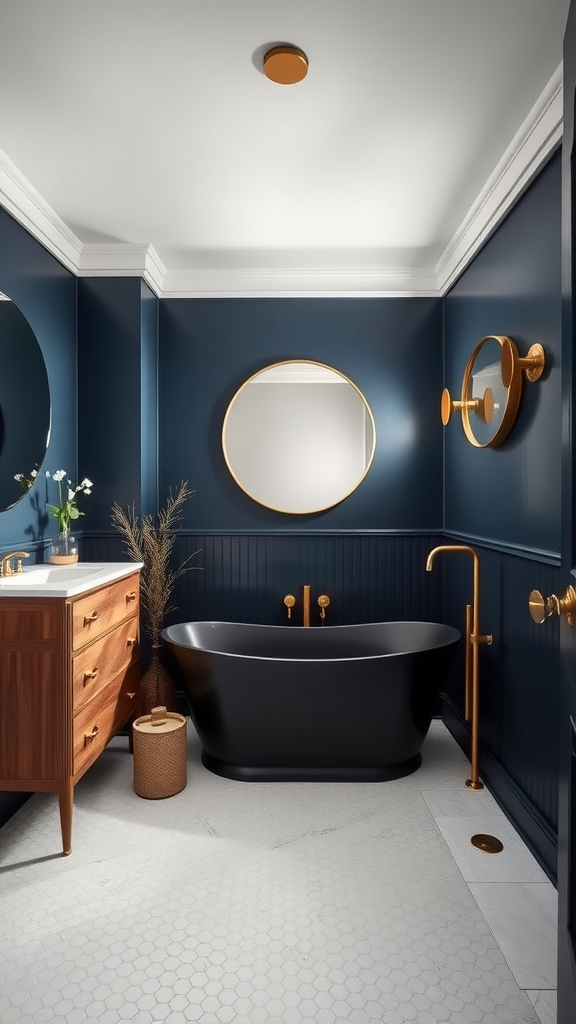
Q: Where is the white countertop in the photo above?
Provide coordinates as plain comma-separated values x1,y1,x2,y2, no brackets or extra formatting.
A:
0,561,143,598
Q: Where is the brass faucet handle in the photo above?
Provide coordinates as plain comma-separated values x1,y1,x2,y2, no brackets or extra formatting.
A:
283,594,296,621
318,594,330,624
528,587,576,625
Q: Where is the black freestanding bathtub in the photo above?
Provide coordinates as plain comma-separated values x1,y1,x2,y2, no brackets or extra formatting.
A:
161,620,461,782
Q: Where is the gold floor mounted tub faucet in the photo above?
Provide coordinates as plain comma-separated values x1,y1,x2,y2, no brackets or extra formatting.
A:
426,544,492,789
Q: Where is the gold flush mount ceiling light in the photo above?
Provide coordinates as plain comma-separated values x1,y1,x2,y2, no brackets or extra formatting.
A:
263,45,309,85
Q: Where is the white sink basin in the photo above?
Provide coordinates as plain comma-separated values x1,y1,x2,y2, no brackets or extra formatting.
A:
0,562,143,597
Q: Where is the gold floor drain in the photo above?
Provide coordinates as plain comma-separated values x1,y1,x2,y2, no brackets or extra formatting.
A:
471,833,504,854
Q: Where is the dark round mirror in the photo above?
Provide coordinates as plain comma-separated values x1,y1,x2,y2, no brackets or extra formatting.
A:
0,295,51,511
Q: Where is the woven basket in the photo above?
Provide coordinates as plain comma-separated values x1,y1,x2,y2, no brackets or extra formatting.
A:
133,706,187,799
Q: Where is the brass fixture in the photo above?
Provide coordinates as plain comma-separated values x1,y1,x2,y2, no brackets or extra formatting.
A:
263,45,308,85
303,584,311,628
441,335,546,448
0,550,30,577
441,387,494,427
426,544,492,789
471,834,504,854
529,586,576,626
501,338,545,387
284,586,329,626
318,594,331,624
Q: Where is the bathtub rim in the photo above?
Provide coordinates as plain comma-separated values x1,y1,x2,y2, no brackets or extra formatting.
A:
161,619,461,663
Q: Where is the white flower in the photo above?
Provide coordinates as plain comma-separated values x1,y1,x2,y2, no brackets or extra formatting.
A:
83,489,92,495
14,473,23,481
68,488,75,501
53,469,66,482
31,469,38,478
80,478,93,489
46,470,51,478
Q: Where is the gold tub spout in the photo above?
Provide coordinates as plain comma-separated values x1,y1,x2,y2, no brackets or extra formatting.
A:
426,544,492,790
303,585,311,627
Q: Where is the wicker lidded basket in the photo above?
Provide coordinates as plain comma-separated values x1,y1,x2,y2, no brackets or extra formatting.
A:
133,706,187,799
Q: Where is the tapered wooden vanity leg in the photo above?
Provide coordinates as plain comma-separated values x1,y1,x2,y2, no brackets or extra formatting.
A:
58,781,74,856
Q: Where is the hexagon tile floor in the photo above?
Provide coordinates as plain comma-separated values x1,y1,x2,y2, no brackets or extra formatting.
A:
0,720,557,1024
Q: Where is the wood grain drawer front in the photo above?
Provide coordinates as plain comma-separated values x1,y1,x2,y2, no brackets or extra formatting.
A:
73,660,140,776
72,575,139,651
0,650,60,780
72,617,139,713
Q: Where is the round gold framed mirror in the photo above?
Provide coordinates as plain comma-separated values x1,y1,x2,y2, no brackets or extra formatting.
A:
442,335,545,448
222,360,376,514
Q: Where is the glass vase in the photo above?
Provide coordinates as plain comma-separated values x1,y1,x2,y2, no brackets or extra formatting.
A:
49,530,78,565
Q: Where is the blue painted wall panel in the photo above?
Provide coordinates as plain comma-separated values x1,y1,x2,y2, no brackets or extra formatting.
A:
77,277,159,529
158,297,444,531
444,153,562,554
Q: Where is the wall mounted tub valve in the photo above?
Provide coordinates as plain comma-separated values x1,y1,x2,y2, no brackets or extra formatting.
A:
283,594,296,621
318,594,330,624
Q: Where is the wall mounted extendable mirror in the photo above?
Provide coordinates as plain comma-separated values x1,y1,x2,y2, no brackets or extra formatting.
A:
0,294,51,511
441,335,545,448
222,360,376,514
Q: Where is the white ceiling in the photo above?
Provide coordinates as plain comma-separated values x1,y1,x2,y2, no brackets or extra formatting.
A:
0,0,570,297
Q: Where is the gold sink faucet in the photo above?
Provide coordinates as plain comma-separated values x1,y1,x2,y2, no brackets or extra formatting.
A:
0,550,30,577
426,544,492,790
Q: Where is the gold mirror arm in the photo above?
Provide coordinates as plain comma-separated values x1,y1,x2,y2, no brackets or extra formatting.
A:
441,387,493,425
502,338,545,387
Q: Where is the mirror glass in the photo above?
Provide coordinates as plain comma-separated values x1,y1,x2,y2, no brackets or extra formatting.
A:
468,336,508,446
461,335,522,448
222,360,376,513
0,295,51,511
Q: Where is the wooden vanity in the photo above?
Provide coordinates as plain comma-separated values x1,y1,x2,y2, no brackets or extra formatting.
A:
0,565,141,855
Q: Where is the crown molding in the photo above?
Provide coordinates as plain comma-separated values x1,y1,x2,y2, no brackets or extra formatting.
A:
436,63,563,294
0,63,564,298
159,264,438,298
0,147,82,273
78,243,166,295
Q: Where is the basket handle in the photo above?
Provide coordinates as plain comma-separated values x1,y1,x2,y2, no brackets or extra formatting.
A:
150,705,168,726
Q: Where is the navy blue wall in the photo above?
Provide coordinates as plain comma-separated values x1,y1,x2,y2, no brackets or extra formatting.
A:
77,277,159,530
158,298,443,531
444,153,562,554
442,150,562,879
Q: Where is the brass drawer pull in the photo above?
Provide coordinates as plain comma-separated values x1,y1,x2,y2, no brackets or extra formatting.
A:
126,591,137,602
84,724,99,745
127,636,137,647
83,668,98,684
127,692,136,699
83,611,99,624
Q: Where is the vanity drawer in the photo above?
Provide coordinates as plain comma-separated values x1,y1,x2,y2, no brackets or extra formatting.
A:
73,660,140,776
71,575,139,651
72,616,139,712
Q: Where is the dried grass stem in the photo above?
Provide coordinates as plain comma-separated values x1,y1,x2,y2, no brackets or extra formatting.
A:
111,480,200,645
